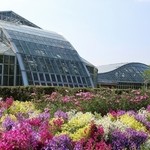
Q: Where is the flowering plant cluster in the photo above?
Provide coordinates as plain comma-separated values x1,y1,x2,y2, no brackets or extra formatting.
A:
0,98,150,149
32,89,150,116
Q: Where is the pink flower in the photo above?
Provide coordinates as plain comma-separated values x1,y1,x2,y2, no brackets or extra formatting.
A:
28,117,42,127
5,97,13,108
62,96,70,103
109,110,118,118
52,118,64,127
31,92,36,96
147,105,150,112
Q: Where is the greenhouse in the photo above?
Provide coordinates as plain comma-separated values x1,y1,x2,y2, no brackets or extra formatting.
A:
0,11,97,87
97,62,150,88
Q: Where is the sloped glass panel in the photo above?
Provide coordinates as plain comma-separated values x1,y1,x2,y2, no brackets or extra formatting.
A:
0,18,94,87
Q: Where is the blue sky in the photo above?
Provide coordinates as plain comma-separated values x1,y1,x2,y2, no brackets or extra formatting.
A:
0,0,150,66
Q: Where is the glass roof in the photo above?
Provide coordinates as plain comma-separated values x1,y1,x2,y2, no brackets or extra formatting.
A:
98,63,150,84
97,63,128,73
0,11,40,28
0,21,67,42
0,18,93,87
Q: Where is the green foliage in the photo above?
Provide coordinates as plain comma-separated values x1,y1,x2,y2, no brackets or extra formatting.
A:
0,86,93,101
143,69,150,90
0,86,150,116
143,69,150,81
31,88,150,116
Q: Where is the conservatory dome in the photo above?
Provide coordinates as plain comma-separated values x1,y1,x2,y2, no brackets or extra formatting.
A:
97,62,150,88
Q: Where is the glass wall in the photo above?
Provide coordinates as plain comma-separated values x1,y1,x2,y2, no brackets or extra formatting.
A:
0,11,94,87
0,55,22,86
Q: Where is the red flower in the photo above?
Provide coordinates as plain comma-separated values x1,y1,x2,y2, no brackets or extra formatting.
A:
90,124,104,142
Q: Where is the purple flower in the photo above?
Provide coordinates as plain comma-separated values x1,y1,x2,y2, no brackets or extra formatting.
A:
127,110,136,116
111,130,129,150
43,134,73,150
147,105,150,112
2,116,16,131
54,110,68,120
39,111,50,120
134,114,150,130
15,112,26,122
117,110,126,116
111,128,148,150
73,141,83,150
126,128,148,150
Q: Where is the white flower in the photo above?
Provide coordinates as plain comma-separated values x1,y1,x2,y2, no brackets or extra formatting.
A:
142,138,150,149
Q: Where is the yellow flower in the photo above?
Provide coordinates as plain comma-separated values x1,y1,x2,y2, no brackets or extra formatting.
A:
70,124,91,141
120,114,147,132
60,112,93,140
8,101,39,115
62,112,94,132
57,123,95,141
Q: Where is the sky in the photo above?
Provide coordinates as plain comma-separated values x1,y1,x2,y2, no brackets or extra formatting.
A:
0,0,150,66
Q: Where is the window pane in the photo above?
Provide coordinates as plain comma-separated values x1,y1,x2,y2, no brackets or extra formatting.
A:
33,73,38,81
62,75,67,82
3,76,8,86
51,74,56,82
4,55,9,64
47,83,52,86
45,74,50,81
26,71,32,81
0,55,3,63
56,75,61,82
39,73,45,81
0,76,1,85
82,77,86,84
72,76,77,83
41,82,46,86
67,76,72,83
9,65,14,75
0,65,2,74
77,77,81,84
9,76,14,86
4,65,8,75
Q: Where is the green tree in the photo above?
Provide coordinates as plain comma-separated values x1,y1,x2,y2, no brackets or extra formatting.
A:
143,69,150,90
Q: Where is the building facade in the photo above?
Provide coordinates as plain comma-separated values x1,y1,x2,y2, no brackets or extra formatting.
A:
0,11,97,87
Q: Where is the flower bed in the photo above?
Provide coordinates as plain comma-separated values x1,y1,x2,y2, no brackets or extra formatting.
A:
0,97,149,149
32,90,150,116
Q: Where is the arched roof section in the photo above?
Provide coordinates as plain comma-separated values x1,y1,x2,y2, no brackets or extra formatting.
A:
98,62,150,84
97,63,128,73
